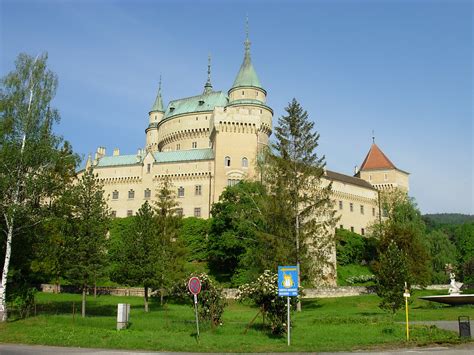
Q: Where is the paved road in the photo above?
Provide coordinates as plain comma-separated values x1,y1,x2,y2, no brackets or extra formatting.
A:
1,343,474,355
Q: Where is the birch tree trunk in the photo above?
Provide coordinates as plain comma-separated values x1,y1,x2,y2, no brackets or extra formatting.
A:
0,221,14,322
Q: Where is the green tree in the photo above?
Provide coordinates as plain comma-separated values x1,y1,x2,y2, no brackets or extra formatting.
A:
375,190,431,287
0,53,77,321
110,202,158,312
374,240,409,314
154,177,186,304
207,181,266,284
425,230,457,284
179,217,210,262
264,99,337,303
454,223,474,283
64,168,110,317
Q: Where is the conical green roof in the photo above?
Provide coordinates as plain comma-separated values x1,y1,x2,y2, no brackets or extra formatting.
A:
231,39,262,90
150,81,164,112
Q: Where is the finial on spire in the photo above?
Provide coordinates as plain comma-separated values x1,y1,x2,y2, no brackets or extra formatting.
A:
244,15,251,56
158,75,162,93
372,130,375,144
203,54,213,94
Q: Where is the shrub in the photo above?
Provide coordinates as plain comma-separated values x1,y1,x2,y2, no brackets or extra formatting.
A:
346,274,375,284
336,229,377,266
171,273,226,326
237,270,300,336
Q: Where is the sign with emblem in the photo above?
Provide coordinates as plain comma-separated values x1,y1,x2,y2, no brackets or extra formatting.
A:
188,277,201,295
278,266,298,297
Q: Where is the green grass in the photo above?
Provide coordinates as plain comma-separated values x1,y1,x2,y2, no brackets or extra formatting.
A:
0,291,471,352
337,263,374,286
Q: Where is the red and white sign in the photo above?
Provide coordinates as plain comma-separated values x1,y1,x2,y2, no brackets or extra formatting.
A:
188,277,201,295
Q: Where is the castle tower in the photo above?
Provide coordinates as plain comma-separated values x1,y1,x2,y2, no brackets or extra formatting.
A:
227,20,266,106
356,141,410,192
211,23,273,199
146,78,165,151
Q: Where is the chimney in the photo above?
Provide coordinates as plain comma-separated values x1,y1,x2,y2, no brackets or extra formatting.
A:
354,165,359,175
95,146,106,160
113,148,120,156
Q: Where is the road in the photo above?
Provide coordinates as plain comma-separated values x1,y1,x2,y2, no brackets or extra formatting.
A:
1,343,474,355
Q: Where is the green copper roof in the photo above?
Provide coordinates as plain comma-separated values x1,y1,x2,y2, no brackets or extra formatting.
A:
150,80,164,113
231,38,262,90
96,148,214,167
97,154,143,167
163,91,228,119
153,148,214,163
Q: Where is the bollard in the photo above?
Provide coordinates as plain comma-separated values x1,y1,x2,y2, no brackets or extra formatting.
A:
117,303,130,330
458,316,471,338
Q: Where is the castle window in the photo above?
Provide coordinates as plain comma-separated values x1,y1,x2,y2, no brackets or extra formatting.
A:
111,211,117,218
350,203,354,212
192,142,197,149
224,156,231,167
242,157,248,168
195,185,202,196
154,115,157,121
127,210,133,217
147,164,151,173
340,224,344,229
361,228,365,236
384,173,388,181
242,91,244,95
176,208,183,217
360,205,364,215
338,201,343,210
112,190,119,200
372,207,376,217
128,190,135,199
170,107,175,112
178,186,184,197
227,179,240,187
369,174,372,181
194,207,201,218
350,226,354,232
176,144,181,150
144,189,151,199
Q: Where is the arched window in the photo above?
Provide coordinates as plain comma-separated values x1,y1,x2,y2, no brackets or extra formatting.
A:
128,190,135,199
242,157,248,168
178,186,185,197
144,189,151,199
112,190,119,200
224,156,231,167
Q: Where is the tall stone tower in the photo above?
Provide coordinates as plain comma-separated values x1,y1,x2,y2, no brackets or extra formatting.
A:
356,141,410,192
146,79,165,152
211,30,273,197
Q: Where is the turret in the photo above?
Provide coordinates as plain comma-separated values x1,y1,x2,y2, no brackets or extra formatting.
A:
228,21,266,105
146,78,165,151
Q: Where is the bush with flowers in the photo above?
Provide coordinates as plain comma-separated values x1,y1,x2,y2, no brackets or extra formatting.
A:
237,270,301,336
171,272,227,326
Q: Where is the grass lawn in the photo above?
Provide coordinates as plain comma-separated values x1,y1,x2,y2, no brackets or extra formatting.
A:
0,290,472,352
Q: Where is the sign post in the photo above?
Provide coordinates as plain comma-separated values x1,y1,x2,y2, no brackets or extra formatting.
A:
278,266,299,346
403,281,410,341
188,277,202,337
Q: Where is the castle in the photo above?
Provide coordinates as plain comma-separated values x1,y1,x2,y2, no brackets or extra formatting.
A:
85,33,409,237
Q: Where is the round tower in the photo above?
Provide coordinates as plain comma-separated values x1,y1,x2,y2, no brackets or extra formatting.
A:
146,78,165,151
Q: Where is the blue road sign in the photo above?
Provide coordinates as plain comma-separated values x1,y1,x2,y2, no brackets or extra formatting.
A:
278,265,299,297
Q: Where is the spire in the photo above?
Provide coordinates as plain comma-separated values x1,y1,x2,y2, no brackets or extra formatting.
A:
231,16,263,90
360,142,396,171
203,54,213,94
150,76,164,112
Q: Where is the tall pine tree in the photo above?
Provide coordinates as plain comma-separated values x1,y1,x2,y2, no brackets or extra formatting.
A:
264,99,338,308
64,168,110,317
154,177,186,305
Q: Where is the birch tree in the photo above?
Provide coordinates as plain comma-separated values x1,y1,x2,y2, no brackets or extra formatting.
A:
0,53,74,321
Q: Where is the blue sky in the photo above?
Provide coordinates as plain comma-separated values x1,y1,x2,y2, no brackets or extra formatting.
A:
1,0,472,214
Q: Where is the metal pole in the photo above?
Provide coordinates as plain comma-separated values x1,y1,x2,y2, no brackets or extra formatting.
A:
287,296,290,346
405,295,409,341
194,294,200,337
